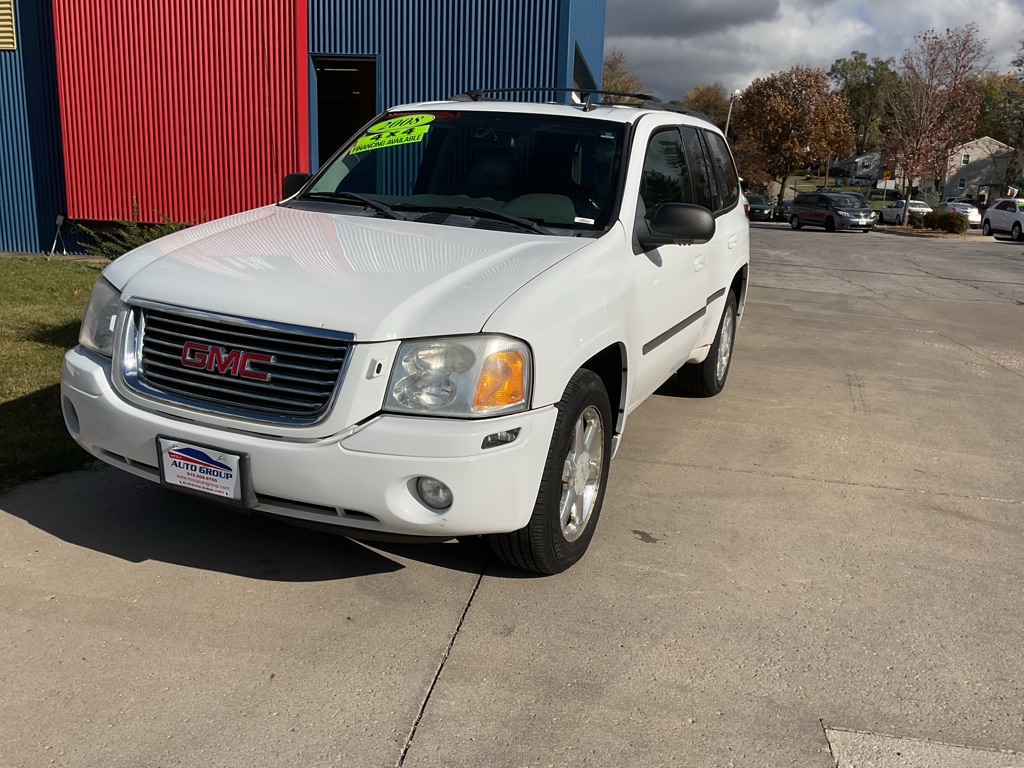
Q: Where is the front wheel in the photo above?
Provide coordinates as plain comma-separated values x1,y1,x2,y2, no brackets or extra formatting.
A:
982,220,992,236
678,290,739,398
489,370,612,575
1013,222,1022,241
824,217,836,232
789,215,802,230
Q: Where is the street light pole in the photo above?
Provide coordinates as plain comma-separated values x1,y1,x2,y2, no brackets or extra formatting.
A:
724,89,741,136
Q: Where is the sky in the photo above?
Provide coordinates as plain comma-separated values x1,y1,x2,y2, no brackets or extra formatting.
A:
604,0,1024,100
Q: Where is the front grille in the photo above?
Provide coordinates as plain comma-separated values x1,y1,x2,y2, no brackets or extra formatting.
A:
125,305,352,424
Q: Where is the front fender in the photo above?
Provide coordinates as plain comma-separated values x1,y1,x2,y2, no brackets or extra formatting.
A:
483,227,633,410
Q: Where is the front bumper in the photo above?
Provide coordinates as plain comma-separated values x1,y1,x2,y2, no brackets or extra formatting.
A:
837,216,876,230
61,346,558,537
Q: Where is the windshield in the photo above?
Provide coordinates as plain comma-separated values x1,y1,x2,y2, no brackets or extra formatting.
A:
296,110,626,235
828,195,863,208
747,196,767,205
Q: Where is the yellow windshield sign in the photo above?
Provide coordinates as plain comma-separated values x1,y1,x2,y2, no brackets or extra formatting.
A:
352,114,435,154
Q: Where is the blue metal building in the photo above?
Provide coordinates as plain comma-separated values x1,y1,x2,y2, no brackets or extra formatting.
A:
0,0,65,253
307,0,606,167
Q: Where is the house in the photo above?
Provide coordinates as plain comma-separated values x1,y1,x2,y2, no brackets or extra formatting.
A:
836,151,881,180
940,137,1015,204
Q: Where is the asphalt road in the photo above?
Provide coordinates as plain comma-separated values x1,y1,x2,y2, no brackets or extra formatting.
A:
2,225,1023,768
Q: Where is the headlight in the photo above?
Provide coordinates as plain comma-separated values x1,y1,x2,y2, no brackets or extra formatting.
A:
385,335,532,417
838,211,852,218
78,277,121,356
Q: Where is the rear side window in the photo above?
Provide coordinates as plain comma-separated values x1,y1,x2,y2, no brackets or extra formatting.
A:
680,126,716,212
703,131,740,210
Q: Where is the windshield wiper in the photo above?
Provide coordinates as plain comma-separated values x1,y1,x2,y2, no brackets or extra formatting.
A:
300,191,405,220
422,205,556,235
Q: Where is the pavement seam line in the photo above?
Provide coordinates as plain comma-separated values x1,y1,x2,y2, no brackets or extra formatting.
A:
933,330,1024,381
616,457,1024,506
820,719,839,768
396,564,486,767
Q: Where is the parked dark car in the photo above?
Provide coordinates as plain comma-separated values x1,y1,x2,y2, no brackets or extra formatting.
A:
746,195,773,221
789,192,877,232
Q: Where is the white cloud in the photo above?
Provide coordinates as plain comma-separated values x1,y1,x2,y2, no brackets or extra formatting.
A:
605,0,1024,99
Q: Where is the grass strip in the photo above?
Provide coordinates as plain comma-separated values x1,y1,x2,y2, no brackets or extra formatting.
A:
0,258,104,493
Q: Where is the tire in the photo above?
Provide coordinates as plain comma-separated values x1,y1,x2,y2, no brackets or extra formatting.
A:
789,215,801,230
982,220,992,236
895,215,902,225
678,290,739,398
824,217,836,232
1013,222,1022,241
489,370,612,575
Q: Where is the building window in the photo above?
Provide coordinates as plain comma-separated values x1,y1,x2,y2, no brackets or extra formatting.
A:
961,154,971,165
957,177,967,189
0,0,16,51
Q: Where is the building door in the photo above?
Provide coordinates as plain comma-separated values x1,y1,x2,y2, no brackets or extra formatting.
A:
313,57,376,166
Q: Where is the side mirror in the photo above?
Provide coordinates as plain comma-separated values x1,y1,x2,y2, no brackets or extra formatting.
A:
637,203,716,250
282,173,311,200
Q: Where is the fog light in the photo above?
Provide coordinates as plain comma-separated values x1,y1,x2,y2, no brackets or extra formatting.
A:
481,428,521,450
415,477,453,511
62,397,80,438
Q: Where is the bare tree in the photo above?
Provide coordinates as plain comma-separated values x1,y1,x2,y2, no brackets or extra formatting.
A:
884,25,988,203
601,48,649,103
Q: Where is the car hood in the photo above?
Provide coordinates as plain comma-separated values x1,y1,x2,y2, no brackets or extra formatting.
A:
105,205,588,341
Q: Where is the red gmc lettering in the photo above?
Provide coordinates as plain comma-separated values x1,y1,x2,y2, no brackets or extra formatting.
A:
180,342,272,381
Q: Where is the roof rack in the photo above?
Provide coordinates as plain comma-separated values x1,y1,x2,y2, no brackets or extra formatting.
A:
453,87,653,111
450,88,713,123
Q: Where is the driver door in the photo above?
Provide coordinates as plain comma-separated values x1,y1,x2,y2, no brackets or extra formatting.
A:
629,126,713,401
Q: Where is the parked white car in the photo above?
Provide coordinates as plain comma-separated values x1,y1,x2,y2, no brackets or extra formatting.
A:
61,91,750,574
880,199,932,225
981,197,1024,240
933,201,981,228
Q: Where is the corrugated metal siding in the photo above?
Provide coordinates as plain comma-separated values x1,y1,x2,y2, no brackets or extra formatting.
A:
0,0,64,252
567,0,605,87
52,0,309,225
309,0,564,112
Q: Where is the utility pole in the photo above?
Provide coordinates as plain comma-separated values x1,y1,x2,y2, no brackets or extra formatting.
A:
724,89,741,136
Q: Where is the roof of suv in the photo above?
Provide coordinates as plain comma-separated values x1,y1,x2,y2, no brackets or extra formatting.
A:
389,88,717,129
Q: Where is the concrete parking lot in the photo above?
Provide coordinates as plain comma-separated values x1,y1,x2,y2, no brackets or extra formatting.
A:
2,225,1022,767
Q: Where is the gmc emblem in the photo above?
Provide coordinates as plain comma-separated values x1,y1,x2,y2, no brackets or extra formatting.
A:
180,342,273,381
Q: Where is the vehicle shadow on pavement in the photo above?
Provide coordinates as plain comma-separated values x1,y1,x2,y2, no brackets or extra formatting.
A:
0,466,490,581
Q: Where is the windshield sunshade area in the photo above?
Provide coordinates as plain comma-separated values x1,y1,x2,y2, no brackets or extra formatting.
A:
297,110,627,235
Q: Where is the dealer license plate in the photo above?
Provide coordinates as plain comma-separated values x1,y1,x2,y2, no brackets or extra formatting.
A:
157,437,248,503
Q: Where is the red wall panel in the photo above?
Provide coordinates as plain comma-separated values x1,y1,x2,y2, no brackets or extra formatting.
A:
52,0,309,225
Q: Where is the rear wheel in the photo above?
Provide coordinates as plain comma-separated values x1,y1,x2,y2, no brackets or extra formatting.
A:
1013,222,1022,241
895,215,903,225
678,290,738,398
789,215,801,230
489,370,612,575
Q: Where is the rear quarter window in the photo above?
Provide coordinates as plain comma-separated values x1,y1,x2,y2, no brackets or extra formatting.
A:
703,131,740,210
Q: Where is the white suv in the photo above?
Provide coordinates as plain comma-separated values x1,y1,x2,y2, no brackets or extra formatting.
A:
982,197,1024,240
62,90,750,573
